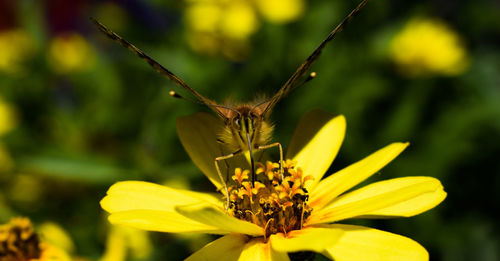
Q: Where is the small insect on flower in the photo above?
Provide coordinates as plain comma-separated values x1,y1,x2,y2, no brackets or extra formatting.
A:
92,0,370,209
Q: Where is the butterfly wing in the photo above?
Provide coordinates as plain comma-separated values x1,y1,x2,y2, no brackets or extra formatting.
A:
258,0,371,117
91,18,228,119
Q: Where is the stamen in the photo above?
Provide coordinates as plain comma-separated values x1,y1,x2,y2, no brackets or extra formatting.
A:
227,159,314,237
263,218,274,241
300,201,306,230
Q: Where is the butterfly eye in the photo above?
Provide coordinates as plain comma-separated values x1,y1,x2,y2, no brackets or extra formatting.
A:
235,118,240,126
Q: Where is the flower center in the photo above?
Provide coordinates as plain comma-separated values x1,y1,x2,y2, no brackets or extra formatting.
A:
227,159,314,237
0,217,41,261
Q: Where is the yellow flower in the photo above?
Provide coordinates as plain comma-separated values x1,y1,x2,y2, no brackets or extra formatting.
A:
0,97,17,137
184,1,259,39
185,2,223,34
389,18,468,77
183,0,304,60
47,32,96,74
0,29,36,75
184,0,258,60
255,0,305,24
101,110,446,260
0,217,71,261
220,1,259,39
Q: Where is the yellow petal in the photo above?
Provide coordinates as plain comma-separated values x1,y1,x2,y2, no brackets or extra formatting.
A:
39,242,72,261
177,112,249,190
38,222,75,253
286,109,346,190
270,227,343,253
308,177,444,225
100,181,221,213
323,176,446,218
108,210,223,234
310,142,408,209
323,224,428,261
186,234,248,261
175,203,264,236
239,238,290,261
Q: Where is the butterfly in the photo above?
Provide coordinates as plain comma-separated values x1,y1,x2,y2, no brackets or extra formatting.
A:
92,0,370,207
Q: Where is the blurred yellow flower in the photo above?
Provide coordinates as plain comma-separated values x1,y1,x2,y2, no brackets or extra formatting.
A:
255,0,304,23
185,0,258,60
0,97,17,137
389,18,468,77
0,143,13,173
100,225,152,261
101,110,446,260
0,29,36,75
185,0,259,38
184,0,305,60
0,217,71,261
47,32,96,74
185,2,222,34
220,2,259,39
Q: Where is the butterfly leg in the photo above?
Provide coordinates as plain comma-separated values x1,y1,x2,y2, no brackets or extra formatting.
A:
216,140,231,186
215,150,241,210
257,142,284,180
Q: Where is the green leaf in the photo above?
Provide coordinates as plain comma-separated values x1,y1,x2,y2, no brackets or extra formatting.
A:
18,155,136,184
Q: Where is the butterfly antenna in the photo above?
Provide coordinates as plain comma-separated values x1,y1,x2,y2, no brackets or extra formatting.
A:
249,72,317,114
259,0,371,116
169,91,242,118
291,71,317,93
91,18,232,119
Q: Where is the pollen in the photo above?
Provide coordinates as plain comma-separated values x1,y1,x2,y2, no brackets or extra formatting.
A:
227,160,313,238
0,217,42,261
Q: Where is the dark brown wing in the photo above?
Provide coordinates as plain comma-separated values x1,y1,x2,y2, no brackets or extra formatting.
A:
91,18,227,119
258,0,370,117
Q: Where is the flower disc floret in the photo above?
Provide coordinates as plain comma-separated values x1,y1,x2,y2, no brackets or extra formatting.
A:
227,160,313,237
0,218,71,261
0,217,41,260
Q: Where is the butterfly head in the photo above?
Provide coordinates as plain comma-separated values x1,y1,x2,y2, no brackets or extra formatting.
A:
220,105,273,153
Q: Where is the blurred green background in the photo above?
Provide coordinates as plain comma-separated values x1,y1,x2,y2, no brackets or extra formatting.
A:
1,0,499,260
